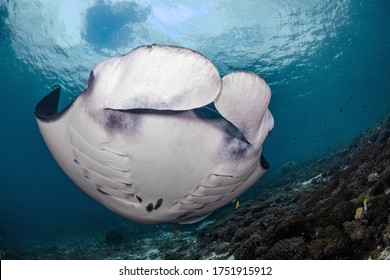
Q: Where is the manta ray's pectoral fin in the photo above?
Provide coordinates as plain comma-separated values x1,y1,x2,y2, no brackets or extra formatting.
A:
214,72,274,145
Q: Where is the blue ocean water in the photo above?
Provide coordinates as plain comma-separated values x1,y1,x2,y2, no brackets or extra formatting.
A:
0,0,389,242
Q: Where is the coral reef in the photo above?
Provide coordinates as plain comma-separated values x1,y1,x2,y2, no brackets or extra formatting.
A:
265,237,307,260
105,230,124,245
0,229,215,260
196,116,390,260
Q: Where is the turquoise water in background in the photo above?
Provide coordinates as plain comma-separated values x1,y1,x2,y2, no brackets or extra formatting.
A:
0,0,389,239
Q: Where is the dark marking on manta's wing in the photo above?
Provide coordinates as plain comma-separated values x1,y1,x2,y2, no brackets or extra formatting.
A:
136,195,143,203
35,85,77,122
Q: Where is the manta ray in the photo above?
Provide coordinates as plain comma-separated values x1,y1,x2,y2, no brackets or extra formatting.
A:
35,45,274,224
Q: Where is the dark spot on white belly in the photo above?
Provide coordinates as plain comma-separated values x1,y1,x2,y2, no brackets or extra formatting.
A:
146,203,153,212
154,198,163,210
223,133,252,160
104,109,140,134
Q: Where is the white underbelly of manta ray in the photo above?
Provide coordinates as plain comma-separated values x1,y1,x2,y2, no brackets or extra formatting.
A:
35,45,274,224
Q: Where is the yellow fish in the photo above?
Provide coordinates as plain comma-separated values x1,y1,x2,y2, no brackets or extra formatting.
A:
232,199,240,210
172,225,181,236
363,198,368,211
355,207,363,220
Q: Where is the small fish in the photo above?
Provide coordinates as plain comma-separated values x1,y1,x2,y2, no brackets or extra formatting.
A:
355,207,364,220
232,199,240,210
172,224,181,236
363,198,368,212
